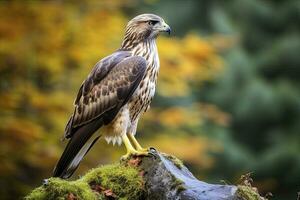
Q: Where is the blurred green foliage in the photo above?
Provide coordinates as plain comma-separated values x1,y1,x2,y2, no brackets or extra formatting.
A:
0,0,299,199
146,0,299,199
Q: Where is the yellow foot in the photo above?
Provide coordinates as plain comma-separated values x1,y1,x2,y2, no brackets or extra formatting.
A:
121,149,151,161
127,133,150,152
136,147,149,153
121,134,157,161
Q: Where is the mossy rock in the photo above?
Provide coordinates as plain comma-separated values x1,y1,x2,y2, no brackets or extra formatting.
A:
83,164,144,200
25,178,96,200
161,153,184,169
25,164,144,200
25,152,264,200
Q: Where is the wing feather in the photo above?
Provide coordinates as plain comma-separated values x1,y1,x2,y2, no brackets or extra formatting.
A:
65,52,146,138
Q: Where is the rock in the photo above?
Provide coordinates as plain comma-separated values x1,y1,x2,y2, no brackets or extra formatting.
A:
25,151,264,200
136,150,258,200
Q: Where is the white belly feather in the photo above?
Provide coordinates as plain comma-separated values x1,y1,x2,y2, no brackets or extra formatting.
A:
102,40,159,145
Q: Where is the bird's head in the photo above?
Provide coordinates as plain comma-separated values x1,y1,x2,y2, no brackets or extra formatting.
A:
121,14,171,49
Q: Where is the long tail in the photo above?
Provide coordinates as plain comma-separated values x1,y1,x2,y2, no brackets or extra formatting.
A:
53,119,103,179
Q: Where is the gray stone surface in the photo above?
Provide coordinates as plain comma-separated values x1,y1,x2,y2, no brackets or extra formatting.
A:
139,150,241,200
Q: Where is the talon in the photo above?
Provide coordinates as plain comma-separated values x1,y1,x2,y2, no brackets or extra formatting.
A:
43,179,49,186
121,134,157,160
121,149,151,161
148,151,155,157
149,147,157,152
148,150,158,159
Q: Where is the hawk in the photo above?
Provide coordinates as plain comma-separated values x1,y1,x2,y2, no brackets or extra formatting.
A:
53,14,171,178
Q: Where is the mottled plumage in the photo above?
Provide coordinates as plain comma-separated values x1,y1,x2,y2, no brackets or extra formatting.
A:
53,14,170,178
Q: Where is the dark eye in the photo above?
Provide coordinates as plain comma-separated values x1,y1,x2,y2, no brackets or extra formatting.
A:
148,20,159,26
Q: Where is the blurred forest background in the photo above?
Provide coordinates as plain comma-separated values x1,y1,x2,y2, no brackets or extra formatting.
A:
0,0,299,199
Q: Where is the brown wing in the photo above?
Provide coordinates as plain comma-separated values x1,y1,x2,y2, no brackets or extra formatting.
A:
64,53,147,138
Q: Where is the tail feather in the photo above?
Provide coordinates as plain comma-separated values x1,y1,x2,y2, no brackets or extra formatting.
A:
53,118,103,179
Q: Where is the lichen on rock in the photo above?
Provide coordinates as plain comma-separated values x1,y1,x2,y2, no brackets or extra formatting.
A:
236,185,264,200
161,153,184,169
170,175,186,194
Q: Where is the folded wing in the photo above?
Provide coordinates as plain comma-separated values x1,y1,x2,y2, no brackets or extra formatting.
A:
53,52,147,178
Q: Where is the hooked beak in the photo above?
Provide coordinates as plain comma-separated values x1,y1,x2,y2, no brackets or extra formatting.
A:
159,22,171,35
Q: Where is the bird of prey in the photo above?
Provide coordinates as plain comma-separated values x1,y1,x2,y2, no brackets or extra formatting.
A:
53,14,171,178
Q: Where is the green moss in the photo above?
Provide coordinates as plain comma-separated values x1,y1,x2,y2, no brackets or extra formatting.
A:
82,164,144,200
25,164,144,200
236,185,262,200
162,153,184,169
25,178,96,200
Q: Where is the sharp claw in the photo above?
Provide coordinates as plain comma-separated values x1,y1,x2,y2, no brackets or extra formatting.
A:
43,179,49,186
121,147,158,161
148,152,155,157
149,147,157,152
148,150,158,159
